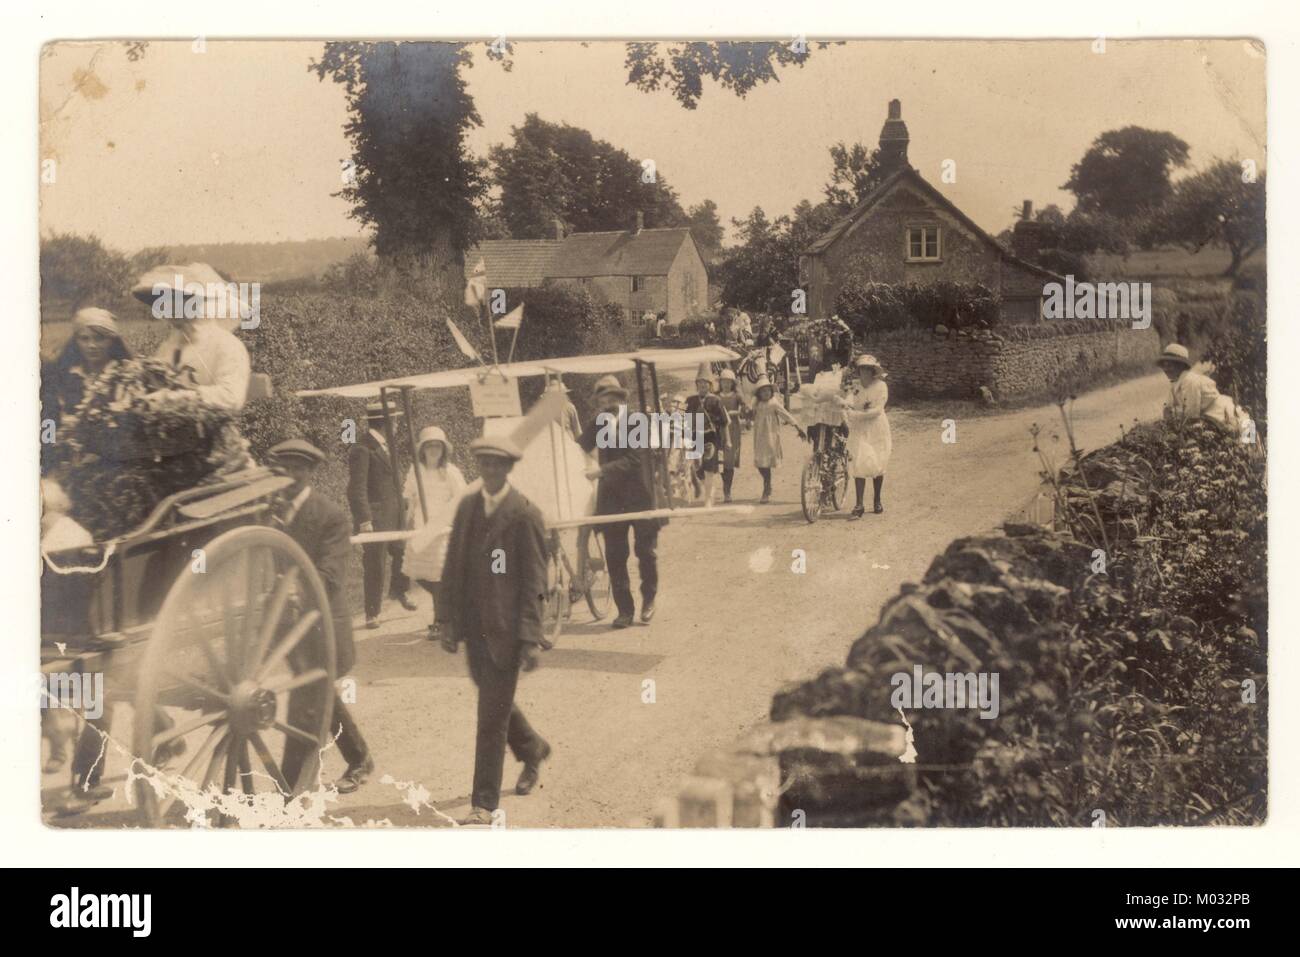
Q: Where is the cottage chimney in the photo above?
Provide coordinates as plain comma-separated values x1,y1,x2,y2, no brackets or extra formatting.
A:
1012,200,1044,260
553,218,566,240
633,210,645,234
878,99,910,171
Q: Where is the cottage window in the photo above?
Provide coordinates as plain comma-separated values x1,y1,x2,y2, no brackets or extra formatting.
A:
906,226,941,262
632,275,646,292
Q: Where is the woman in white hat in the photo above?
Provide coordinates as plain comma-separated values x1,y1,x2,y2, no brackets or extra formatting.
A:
839,354,892,518
402,425,468,640
751,376,805,504
1156,342,1253,436
716,368,744,503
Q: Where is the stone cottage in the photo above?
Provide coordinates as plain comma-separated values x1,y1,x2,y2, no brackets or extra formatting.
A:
465,214,709,325
801,99,1063,324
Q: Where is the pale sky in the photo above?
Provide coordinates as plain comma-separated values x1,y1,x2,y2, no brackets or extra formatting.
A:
38,38,1267,252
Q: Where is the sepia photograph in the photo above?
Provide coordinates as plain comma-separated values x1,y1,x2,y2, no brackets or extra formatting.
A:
29,29,1271,841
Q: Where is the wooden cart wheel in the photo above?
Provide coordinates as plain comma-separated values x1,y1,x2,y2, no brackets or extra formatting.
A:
801,459,823,524
582,530,612,621
131,525,336,827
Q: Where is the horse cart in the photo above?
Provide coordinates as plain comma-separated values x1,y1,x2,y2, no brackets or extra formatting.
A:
42,467,342,825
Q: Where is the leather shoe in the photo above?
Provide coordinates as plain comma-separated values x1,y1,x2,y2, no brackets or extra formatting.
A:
611,614,634,629
334,756,374,795
393,594,417,612
640,601,656,623
458,806,494,826
365,616,379,630
516,741,551,796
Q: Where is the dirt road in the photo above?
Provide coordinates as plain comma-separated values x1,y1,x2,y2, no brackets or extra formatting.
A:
47,372,1169,828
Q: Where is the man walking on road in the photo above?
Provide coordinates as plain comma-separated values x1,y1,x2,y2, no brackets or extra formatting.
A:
438,436,552,826
579,375,662,629
270,439,374,795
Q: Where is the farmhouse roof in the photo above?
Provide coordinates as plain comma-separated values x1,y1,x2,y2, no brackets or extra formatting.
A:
804,164,1064,283
549,227,694,278
463,239,565,287
465,227,696,285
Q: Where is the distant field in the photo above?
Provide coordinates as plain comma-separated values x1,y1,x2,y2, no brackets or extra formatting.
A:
1086,244,1265,280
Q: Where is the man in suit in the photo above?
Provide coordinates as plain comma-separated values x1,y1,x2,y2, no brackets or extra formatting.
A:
438,436,551,826
347,398,416,628
579,375,663,629
270,439,374,795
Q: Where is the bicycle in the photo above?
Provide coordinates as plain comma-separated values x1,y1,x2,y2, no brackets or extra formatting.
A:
542,527,612,642
800,424,849,523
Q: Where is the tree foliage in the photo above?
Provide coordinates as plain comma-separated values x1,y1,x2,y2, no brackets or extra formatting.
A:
310,42,492,270
716,201,840,314
623,41,826,110
1062,126,1190,218
1159,159,1266,277
685,199,725,264
39,233,169,312
823,141,888,212
488,114,687,239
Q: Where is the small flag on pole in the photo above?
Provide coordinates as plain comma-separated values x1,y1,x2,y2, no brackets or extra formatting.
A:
464,257,487,308
495,303,524,330
446,317,482,362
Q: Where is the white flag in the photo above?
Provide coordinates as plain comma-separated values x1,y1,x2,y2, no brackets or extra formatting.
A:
464,257,486,307
495,303,523,330
446,317,481,362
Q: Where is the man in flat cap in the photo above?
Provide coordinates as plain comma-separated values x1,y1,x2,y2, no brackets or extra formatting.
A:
438,435,551,826
269,439,374,795
347,397,416,628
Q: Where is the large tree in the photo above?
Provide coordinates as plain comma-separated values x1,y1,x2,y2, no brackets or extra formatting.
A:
489,114,688,238
716,200,840,314
311,41,501,272
1063,126,1190,219
823,141,888,212
685,200,724,264
1160,158,1266,276
39,233,169,313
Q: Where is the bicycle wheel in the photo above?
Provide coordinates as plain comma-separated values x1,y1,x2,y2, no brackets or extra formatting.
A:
801,458,823,523
582,531,612,621
829,453,850,511
541,548,569,644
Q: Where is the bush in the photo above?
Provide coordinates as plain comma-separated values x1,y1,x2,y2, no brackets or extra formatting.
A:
835,279,1000,336
1203,274,1266,429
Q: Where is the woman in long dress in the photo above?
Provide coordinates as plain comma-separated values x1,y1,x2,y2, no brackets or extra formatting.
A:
402,426,467,640
839,354,892,519
751,376,805,504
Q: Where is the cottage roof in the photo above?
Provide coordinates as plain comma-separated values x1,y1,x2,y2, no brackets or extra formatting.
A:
463,239,565,287
804,165,1064,283
548,227,695,278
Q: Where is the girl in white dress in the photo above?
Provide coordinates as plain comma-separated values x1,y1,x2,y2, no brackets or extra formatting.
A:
839,354,892,519
402,426,467,639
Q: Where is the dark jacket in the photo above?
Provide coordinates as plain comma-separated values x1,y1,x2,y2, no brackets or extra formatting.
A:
440,487,548,667
684,393,729,445
283,488,356,676
346,431,401,531
579,408,657,516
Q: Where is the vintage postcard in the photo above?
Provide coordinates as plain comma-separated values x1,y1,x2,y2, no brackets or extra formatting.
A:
35,37,1267,832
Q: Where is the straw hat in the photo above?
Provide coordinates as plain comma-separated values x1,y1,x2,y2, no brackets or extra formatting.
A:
753,375,774,393
1155,343,1192,370
365,395,402,421
132,262,250,333
718,368,737,383
854,353,887,376
694,362,715,385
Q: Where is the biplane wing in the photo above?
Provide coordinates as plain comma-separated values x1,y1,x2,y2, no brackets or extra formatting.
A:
295,345,740,399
